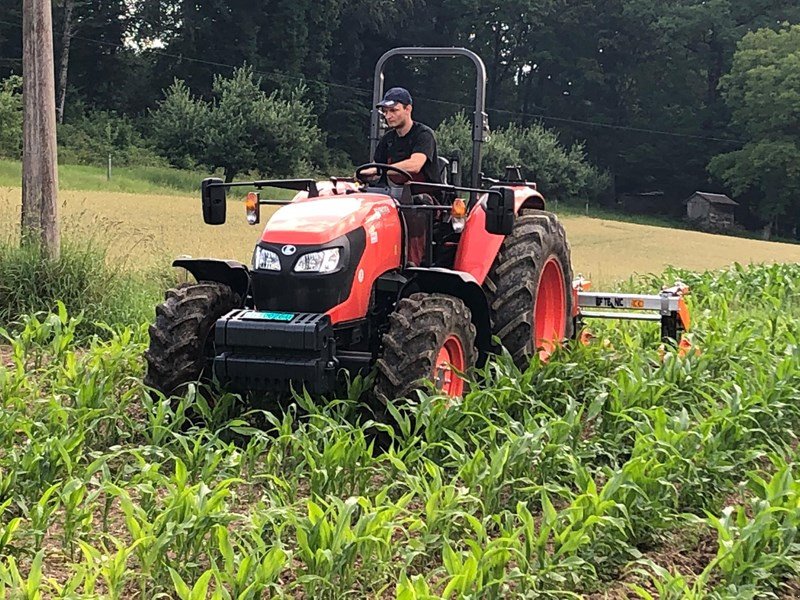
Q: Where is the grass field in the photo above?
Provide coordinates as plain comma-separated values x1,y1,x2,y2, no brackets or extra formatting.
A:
0,159,209,197
2,186,799,285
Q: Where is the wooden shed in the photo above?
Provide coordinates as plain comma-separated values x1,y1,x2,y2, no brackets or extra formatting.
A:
685,192,739,232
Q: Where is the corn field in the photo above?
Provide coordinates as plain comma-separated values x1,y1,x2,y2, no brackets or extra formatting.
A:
0,262,799,599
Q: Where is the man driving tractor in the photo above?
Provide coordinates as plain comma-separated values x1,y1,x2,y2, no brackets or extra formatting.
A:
360,87,443,266
362,87,441,184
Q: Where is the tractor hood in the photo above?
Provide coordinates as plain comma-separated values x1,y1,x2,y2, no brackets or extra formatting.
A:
261,193,396,246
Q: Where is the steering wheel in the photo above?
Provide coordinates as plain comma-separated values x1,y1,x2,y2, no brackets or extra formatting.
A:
354,163,413,186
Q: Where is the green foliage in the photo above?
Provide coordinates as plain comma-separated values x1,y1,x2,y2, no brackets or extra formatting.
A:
4,0,800,231
148,80,208,171
709,24,800,236
0,76,22,159
0,234,164,337
58,111,168,168
0,261,798,596
719,24,800,139
151,66,324,181
437,113,611,202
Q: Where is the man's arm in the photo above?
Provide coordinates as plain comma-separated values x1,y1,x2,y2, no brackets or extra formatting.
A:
386,152,427,175
359,154,424,179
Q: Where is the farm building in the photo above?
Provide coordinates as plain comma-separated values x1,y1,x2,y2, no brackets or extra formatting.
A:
685,191,739,232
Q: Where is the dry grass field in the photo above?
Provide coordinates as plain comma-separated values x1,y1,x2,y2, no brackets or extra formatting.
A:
2,187,799,284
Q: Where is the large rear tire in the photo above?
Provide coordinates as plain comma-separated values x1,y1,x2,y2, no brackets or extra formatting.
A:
374,293,478,404
484,210,574,368
144,282,241,397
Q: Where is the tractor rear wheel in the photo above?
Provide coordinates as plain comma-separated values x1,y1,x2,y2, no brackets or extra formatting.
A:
144,282,241,397
484,209,574,368
374,293,477,405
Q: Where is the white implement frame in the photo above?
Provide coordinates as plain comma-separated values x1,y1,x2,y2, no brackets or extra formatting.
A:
573,278,691,342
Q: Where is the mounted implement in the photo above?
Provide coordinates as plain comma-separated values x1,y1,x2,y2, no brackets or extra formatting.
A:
573,278,691,343
144,47,690,406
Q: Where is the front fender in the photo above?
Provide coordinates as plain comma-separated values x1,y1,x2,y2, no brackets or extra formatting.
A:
172,258,251,300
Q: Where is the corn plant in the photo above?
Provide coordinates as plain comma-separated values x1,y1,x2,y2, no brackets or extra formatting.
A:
629,561,710,600
170,568,225,600
292,494,409,597
0,263,796,597
78,537,147,600
211,525,288,599
701,460,800,593
0,550,45,600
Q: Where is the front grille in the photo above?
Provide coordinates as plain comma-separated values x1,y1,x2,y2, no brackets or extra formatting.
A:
251,228,366,314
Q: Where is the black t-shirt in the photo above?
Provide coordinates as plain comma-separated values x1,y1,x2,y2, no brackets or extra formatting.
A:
374,122,441,183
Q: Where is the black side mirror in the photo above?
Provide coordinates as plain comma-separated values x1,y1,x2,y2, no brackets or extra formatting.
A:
201,177,226,225
485,186,515,235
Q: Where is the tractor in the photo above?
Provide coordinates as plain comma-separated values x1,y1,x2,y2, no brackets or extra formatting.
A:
144,47,690,406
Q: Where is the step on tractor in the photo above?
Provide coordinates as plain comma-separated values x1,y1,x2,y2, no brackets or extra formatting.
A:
144,47,691,407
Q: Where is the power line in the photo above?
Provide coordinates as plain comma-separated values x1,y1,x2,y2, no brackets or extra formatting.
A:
421,96,746,144
0,16,745,145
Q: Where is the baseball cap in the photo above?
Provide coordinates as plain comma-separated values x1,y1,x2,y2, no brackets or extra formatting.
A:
376,87,413,108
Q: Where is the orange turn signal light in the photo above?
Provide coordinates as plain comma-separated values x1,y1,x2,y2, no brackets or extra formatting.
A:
452,198,467,219
245,191,260,225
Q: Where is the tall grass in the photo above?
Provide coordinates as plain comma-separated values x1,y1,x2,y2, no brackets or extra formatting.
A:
0,223,169,336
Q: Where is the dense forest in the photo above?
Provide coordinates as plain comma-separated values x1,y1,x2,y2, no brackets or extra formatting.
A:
0,1,798,238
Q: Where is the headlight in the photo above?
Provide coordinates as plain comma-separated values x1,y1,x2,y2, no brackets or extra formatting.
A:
253,247,280,271
294,248,341,273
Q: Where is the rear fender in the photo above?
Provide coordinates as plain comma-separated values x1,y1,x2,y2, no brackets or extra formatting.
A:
172,258,251,300
401,267,494,364
517,189,545,211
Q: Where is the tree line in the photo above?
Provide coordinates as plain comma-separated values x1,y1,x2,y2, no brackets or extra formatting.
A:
0,0,798,237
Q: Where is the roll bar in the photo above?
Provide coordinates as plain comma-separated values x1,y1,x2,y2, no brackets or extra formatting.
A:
369,47,489,190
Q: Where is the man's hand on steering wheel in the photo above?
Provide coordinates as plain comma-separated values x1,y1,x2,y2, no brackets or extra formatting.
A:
354,163,413,186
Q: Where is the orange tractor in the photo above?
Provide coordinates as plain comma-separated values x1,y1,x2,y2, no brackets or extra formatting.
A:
144,47,690,404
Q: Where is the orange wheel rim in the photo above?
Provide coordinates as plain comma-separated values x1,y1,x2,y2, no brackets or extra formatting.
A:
432,335,466,397
534,257,567,361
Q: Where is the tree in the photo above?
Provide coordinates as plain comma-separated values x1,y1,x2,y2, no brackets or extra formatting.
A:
437,113,610,203
55,0,76,124
151,66,323,181
0,75,22,158
51,0,144,116
708,24,800,238
149,79,208,170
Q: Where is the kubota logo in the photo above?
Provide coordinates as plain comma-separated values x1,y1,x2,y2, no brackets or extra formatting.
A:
281,245,297,256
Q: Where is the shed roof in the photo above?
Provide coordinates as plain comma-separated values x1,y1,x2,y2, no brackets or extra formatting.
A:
690,191,739,207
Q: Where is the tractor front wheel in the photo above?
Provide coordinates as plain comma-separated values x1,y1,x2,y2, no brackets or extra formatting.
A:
144,282,241,397
374,293,477,405
484,210,574,367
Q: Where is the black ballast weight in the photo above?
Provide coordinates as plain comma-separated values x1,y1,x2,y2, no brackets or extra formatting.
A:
212,310,338,395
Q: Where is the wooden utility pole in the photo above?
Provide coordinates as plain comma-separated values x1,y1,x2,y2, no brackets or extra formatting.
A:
21,0,60,260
